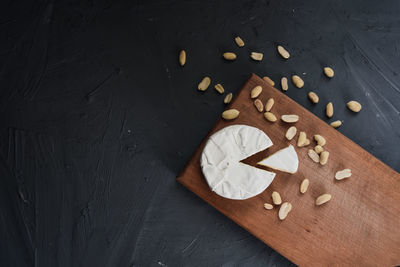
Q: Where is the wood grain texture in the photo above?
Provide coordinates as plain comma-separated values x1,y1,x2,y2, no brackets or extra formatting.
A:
177,74,400,267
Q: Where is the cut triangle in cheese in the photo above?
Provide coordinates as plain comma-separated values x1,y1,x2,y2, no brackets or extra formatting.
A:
257,145,299,174
200,125,275,200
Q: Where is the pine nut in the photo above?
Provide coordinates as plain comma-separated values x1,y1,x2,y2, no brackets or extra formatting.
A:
272,191,282,205
347,101,362,112
254,99,264,112
179,50,186,66
214,84,225,94
251,52,263,61
251,85,262,98
285,126,297,140
314,145,324,154
277,45,290,59
292,75,304,88
324,67,334,78
278,202,292,220
330,120,342,128
223,52,237,60
281,114,299,123
198,77,211,91
300,179,309,194
297,131,307,147
326,102,333,118
224,93,233,104
264,112,277,122
335,169,352,180
265,98,274,112
308,91,319,103
314,135,326,146
235,36,245,47
263,76,275,86
320,151,329,165
316,194,332,205
308,149,320,163
264,203,273,210
281,77,288,91
222,109,239,120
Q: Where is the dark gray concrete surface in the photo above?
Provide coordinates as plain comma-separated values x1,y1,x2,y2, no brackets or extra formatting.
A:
1,0,399,266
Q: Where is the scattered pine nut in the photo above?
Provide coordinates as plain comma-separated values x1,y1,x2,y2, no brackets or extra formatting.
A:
326,102,333,118
264,112,277,122
314,145,324,154
285,126,297,140
254,99,264,112
308,92,319,103
320,151,329,165
281,77,288,91
316,194,332,206
308,149,320,163
272,191,282,205
179,50,186,66
335,169,352,180
223,52,237,60
324,67,334,78
265,98,274,112
297,131,307,147
251,86,262,98
234,36,245,47
263,203,273,210
300,179,309,194
281,114,299,123
278,202,292,220
198,77,211,91
330,120,342,128
277,45,290,59
347,101,362,112
214,84,225,94
222,109,239,120
314,135,326,146
251,52,263,61
292,75,304,88
224,93,233,104
263,76,275,86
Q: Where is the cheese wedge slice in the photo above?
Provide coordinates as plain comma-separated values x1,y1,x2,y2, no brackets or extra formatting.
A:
200,125,276,200
257,145,299,174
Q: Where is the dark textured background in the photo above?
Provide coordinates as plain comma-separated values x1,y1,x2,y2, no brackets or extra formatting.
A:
1,0,399,266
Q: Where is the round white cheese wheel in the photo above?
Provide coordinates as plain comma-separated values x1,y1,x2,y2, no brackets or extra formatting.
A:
200,125,276,200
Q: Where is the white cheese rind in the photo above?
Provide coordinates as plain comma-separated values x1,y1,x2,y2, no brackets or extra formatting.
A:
200,125,275,200
257,145,299,174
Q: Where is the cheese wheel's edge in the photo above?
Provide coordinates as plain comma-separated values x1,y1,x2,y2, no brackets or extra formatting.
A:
257,160,298,174
256,164,297,174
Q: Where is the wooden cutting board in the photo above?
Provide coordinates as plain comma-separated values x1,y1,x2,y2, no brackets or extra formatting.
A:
177,74,400,267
